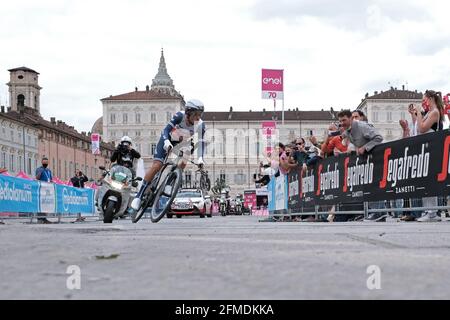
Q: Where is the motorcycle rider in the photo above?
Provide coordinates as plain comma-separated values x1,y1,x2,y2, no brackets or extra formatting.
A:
110,136,141,172
131,99,206,211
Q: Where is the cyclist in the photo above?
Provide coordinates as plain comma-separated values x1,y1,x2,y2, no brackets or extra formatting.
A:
130,99,206,211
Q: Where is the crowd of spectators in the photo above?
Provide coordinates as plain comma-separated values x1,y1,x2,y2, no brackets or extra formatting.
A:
255,90,448,223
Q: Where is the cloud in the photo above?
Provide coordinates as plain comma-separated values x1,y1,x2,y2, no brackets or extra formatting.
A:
251,0,428,32
0,0,449,135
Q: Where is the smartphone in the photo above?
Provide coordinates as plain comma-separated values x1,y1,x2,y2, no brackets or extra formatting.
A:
329,130,340,137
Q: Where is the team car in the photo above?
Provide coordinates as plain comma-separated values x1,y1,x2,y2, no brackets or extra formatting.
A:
167,188,212,218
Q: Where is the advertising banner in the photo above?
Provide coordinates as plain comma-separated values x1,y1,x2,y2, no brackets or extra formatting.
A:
0,175,40,213
261,69,284,100
55,184,95,215
275,174,288,211
285,130,450,212
91,133,101,155
262,121,277,156
288,168,301,212
244,190,257,208
39,182,56,213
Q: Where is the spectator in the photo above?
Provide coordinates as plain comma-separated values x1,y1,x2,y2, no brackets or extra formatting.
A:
351,110,368,122
254,162,272,187
291,138,309,171
338,109,383,156
321,123,340,157
35,157,53,224
71,170,89,188
413,90,444,222
338,110,385,221
305,136,323,167
321,123,348,157
279,144,294,175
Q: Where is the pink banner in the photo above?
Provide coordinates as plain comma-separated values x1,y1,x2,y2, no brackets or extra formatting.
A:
262,121,276,155
244,191,257,208
91,133,101,155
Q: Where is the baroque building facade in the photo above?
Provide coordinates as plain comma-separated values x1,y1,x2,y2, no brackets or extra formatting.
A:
2,66,114,181
99,50,184,168
357,87,423,142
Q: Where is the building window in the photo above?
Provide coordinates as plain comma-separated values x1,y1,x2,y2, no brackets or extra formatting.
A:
372,112,379,122
151,143,157,155
10,154,14,172
17,94,25,107
151,113,156,123
28,158,32,175
219,171,226,184
400,112,406,120
235,170,246,185
18,155,23,171
166,112,172,122
387,111,392,122
150,130,156,137
123,113,128,124
123,131,128,137
110,113,116,124
1,152,6,168
135,113,141,124
184,171,192,188
65,160,67,179
10,130,14,142
135,131,141,137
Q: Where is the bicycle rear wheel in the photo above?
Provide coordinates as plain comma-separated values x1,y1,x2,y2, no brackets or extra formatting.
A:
200,174,211,192
150,166,183,223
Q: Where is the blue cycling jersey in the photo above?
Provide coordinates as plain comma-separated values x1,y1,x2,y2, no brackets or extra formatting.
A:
154,111,206,162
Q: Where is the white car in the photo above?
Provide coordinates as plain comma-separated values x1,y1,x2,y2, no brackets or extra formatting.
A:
167,189,212,218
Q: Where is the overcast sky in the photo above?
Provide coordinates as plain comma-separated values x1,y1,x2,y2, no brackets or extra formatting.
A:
1,0,449,133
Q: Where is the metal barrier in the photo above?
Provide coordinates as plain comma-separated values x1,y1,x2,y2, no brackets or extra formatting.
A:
268,196,449,221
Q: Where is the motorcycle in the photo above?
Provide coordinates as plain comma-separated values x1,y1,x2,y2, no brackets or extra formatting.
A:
235,199,242,215
219,197,227,216
97,165,142,223
229,199,236,215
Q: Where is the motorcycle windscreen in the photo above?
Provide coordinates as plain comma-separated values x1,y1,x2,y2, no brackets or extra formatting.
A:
110,166,132,183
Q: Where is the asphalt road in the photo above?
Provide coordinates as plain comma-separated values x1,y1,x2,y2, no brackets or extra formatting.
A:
1,215,450,300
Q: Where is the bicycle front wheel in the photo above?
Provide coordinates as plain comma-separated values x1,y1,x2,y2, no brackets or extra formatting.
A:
150,166,183,223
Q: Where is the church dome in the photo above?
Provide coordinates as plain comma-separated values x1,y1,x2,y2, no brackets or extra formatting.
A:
91,116,103,135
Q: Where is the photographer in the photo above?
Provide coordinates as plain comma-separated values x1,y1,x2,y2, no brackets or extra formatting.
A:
71,170,89,188
254,161,273,187
110,136,141,170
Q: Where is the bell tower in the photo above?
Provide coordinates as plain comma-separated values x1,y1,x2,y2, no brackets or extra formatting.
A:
7,66,42,114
